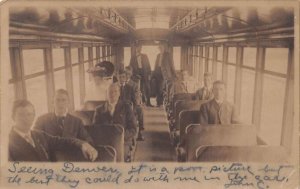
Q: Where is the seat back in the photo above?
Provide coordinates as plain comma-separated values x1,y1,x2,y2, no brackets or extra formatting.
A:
54,145,116,162
71,110,94,126
172,93,193,111
85,124,124,162
83,100,106,111
179,110,200,142
196,146,288,163
175,100,205,130
185,124,257,161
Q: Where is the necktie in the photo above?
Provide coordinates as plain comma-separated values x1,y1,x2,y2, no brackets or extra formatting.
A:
24,133,35,147
108,104,114,116
57,116,65,130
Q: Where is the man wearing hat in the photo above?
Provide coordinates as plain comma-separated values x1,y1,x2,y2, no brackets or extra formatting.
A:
85,61,115,101
129,43,153,107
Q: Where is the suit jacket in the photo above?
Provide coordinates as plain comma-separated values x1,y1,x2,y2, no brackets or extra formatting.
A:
8,129,83,162
34,113,93,144
129,54,151,81
154,52,176,81
195,87,214,100
127,79,141,105
93,101,137,144
199,99,240,125
119,83,138,107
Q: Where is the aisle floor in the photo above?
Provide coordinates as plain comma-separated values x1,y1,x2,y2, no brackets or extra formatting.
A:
134,106,176,162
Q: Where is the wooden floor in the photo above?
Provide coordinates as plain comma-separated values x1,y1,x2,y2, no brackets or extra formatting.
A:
134,105,176,162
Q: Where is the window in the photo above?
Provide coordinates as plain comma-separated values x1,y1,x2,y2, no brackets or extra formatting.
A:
209,47,213,59
26,76,48,118
240,69,255,124
102,46,107,60
243,47,256,68
72,66,81,109
217,46,223,61
265,48,288,74
106,46,110,61
208,60,213,73
260,74,286,145
124,47,131,67
228,47,237,64
71,48,79,64
93,47,97,65
173,47,181,70
54,70,66,90
99,47,103,61
84,62,92,96
23,49,45,75
84,47,89,61
226,65,236,103
217,62,223,80
52,48,65,69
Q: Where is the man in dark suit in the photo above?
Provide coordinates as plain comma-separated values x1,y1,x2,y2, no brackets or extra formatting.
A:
199,80,240,124
117,70,137,107
195,72,214,100
153,41,177,106
9,100,98,162
129,43,152,106
93,83,137,161
35,89,93,144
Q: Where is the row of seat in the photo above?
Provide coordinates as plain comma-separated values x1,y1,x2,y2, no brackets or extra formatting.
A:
164,92,289,163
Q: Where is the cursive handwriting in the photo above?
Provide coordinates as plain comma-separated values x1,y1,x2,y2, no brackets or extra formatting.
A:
6,162,295,188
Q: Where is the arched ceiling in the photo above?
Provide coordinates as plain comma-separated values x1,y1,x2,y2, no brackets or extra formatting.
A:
10,6,294,43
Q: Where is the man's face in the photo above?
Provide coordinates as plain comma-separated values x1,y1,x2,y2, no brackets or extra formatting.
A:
54,93,69,113
118,73,127,85
212,83,225,101
107,86,120,104
13,105,35,132
204,76,212,87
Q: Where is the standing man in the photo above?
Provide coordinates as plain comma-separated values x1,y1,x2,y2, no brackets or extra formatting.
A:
153,41,177,107
199,80,241,124
35,89,93,144
195,72,214,100
9,100,98,162
129,43,152,106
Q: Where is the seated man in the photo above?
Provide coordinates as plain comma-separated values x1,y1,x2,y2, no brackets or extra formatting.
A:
118,70,137,107
125,66,145,141
195,72,214,100
35,89,93,144
176,80,240,161
9,100,98,162
181,70,197,93
199,80,240,124
93,83,137,161
167,70,188,105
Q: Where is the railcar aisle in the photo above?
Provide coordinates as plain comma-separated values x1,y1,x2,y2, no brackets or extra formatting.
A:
134,106,176,161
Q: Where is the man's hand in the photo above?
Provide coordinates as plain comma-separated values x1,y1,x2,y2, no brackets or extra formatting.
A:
81,143,98,161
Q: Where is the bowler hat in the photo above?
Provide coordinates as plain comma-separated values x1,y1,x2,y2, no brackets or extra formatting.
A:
87,61,115,77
